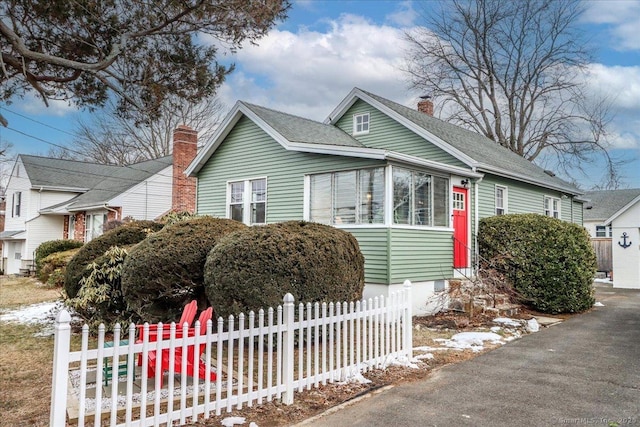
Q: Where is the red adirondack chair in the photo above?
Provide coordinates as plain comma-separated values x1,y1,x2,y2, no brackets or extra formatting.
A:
136,300,198,341
146,307,216,387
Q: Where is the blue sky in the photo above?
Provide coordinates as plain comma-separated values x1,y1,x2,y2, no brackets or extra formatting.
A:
2,0,639,189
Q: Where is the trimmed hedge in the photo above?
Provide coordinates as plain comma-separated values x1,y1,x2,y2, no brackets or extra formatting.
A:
121,217,246,323
478,214,596,314
204,221,365,319
64,220,163,298
35,239,84,278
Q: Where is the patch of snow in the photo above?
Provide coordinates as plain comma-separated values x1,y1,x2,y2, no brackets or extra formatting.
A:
0,301,61,323
335,366,373,384
413,345,462,352
526,318,540,333
249,423,259,427
383,355,420,369
414,353,434,360
490,326,502,333
434,332,504,352
594,278,612,283
594,302,605,307
221,417,246,427
492,317,521,328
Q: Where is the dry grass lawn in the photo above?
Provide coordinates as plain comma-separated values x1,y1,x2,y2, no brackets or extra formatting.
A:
0,276,62,427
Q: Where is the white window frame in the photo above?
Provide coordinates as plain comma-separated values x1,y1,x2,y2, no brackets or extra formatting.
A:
495,185,507,215
226,177,267,225
85,212,108,242
353,113,370,135
544,196,560,219
595,225,611,238
12,191,21,217
392,166,449,227
307,167,385,226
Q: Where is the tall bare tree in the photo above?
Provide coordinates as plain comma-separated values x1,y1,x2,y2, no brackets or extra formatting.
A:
54,96,225,165
0,0,289,127
404,0,619,186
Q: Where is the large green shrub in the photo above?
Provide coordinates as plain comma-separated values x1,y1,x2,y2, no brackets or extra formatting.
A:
39,248,81,285
478,214,596,314
64,220,163,298
35,239,84,278
65,246,136,331
204,221,365,319
121,216,246,323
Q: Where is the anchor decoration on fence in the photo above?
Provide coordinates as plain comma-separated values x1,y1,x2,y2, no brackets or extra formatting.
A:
618,232,632,249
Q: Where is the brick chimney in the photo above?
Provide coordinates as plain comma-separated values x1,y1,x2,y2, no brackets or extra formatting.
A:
417,96,434,116
172,125,198,213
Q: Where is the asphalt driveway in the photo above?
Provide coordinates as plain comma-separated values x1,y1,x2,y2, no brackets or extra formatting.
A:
307,284,640,427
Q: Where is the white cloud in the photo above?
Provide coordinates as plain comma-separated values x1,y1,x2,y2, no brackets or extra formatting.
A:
385,1,418,27
14,92,80,117
582,0,640,50
213,14,416,121
584,64,640,111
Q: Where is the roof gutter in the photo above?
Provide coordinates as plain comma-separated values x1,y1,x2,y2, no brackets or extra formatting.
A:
475,163,583,196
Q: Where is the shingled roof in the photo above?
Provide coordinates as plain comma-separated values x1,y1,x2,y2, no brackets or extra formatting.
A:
20,155,172,211
583,188,640,221
354,89,581,195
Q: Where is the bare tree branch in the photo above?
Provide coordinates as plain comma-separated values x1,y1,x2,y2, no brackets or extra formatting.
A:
404,0,620,186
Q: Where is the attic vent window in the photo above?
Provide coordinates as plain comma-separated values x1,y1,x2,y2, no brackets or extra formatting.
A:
353,113,370,135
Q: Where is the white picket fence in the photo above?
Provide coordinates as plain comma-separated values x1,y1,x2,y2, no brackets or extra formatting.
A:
50,281,413,427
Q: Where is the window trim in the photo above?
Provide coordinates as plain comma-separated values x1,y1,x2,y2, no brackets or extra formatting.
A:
352,113,370,135
226,176,268,225
12,191,21,217
308,167,385,226
85,211,108,242
595,225,611,238
544,196,561,219
495,185,507,215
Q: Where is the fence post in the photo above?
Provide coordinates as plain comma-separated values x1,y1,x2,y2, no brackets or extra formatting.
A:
403,280,413,359
282,293,295,405
50,309,71,427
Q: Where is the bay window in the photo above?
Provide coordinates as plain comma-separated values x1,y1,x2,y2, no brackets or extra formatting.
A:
309,166,449,227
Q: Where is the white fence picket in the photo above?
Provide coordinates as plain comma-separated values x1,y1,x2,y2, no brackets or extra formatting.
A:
50,283,413,427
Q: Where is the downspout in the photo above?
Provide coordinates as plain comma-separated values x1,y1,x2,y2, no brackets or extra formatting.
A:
473,171,483,274
104,205,120,220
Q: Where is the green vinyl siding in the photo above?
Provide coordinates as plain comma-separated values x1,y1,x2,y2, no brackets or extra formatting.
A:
342,227,389,284
196,116,385,221
389,228,453,282
334,100,467,168
572,200,583,224
477,175,572,221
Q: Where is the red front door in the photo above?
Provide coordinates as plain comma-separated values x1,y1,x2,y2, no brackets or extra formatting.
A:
453,187,469,268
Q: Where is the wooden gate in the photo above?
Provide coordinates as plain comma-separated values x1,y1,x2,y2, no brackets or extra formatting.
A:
591,238,612,272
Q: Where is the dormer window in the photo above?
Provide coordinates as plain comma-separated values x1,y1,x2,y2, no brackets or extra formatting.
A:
353,113,370,135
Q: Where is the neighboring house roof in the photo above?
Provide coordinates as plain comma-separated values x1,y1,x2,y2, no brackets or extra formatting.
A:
20,155,173,213
327,88,582,195
0,230,24,239
583,188,640,222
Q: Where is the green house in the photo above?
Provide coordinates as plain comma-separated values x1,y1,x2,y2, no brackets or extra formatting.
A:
186,88,584,314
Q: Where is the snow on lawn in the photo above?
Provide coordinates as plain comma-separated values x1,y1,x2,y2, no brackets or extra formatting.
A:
594,302,605,307
594,278,612,284
0,301,69,337
414,316,542,355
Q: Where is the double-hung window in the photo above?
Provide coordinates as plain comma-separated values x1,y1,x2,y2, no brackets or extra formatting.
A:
392,167,449,226
309,168,384,225
12,191,21,217
544,196,560,219
595,225,611,238
353,113,370,135
228,178,267,225
495,186,507,215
